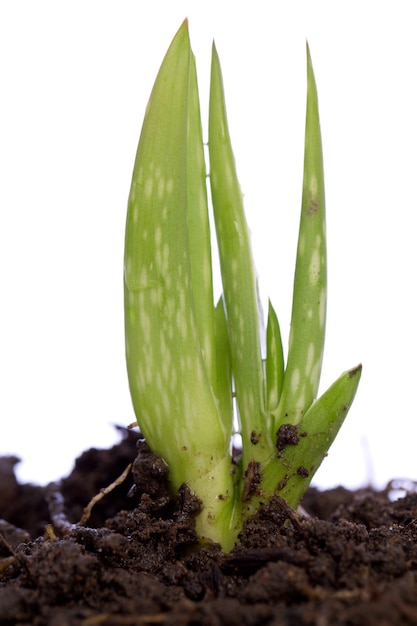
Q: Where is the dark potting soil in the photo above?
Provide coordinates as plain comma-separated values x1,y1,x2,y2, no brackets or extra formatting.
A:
1,428,417,625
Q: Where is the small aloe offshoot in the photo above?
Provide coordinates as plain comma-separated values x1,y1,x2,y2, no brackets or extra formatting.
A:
124,20,361,552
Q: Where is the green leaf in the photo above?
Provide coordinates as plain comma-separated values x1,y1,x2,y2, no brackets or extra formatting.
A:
276,364,362,506
213,297,233,429
124,20,236,548
209,42,274,469
266,300,285,416
187,51,217,393
273,43,326,427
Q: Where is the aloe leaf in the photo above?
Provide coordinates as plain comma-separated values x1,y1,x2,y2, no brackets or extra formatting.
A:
187,52,218,392
266,300,285,416
209,42,274,469
124,21,235,547
275,364,362,507
242,362,361,522
274,43,326,427
213,297,233,429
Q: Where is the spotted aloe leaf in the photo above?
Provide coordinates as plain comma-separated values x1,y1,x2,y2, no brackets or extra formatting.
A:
272,44,327,429
209,43,276,473
276,364,362,507
124,21,362,551
124,21,237,549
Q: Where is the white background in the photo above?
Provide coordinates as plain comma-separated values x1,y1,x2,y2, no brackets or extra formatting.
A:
1,1,416,491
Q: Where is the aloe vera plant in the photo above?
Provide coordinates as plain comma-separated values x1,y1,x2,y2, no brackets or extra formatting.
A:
124,20,361,551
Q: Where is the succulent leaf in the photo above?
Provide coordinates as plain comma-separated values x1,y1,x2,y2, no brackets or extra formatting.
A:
187,51,217,391
276,364,362,506
213,297,233,429
208,42,274,469
273,43,326,427
266,300,285,417
124,21,235,548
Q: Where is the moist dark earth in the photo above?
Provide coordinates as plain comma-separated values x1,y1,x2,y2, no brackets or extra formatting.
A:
2,428,417,625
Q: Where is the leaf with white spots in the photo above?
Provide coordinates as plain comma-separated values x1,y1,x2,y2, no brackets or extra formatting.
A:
276,364,362,507
124,21,236,549
187,52,217,390
209,43,275,472
273,44,327,427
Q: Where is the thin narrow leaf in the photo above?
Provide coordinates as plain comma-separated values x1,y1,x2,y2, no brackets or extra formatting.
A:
276,364,362,507
213,297,233,429
209,43,272,467
187,52,217,392
274,43,326,426
266,300,285,416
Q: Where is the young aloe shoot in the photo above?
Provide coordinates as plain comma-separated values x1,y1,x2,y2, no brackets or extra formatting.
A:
124,20,361,552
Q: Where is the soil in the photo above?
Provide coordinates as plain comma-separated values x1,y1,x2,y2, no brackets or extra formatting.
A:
2,427,417,625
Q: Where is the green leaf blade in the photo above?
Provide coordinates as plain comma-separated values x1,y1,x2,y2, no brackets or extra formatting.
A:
276,364,362,507
208,43,273,468
187,52,218,392
124,20,230,494
213,297,233,429
266,300,285,417
274,44,327,427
